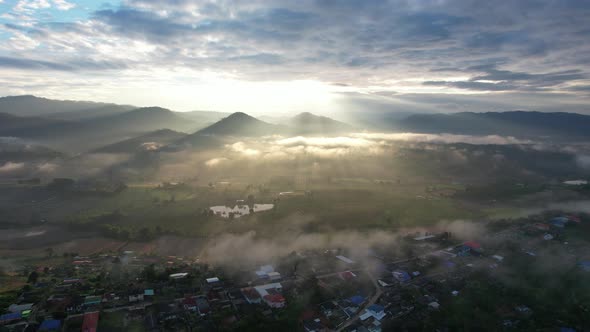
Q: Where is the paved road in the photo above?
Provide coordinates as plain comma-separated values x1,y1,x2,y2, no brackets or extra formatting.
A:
335,269,382,332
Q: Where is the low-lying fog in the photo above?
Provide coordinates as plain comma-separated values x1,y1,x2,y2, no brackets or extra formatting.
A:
3,131,588,182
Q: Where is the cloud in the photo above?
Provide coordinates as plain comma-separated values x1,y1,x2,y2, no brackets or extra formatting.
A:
52,0,75,11
14,0,51,13
1,1,590,112
228,142,261,156
352,133,531,145
424,65,587,92
208,133,533,164
275,136,373,148
576,155,590,169
36,162,58,173
0,161,26,174
140,142,162,151
201,228,401,266
205,157,228,167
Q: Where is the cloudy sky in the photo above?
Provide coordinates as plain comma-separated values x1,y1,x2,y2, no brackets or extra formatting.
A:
1,0,589,114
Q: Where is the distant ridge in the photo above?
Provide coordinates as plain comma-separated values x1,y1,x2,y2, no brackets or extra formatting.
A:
398,111,590,138
92,129,187,153
0,112,70,133
289,112,353,134
0,95,131,117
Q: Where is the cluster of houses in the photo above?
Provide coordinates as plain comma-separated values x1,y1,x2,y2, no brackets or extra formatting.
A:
2,212,588,331
0,255,293,331
209,201,275,219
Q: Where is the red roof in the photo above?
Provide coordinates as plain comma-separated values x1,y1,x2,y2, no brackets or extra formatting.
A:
263,294,286,303
241,288,260,299
463,241,481,249
534,223,550,230
567,215,581,223
82,311,99,332
183,297,197,306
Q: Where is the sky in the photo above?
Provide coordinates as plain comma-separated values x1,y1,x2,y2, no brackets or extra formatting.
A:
0,0,589,114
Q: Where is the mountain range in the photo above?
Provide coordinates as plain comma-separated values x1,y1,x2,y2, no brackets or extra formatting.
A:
1,95,590,155
397,111,590,139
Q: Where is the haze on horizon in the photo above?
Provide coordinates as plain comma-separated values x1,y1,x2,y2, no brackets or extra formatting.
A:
0,0,589,115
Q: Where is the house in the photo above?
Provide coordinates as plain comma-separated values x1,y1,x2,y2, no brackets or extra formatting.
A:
336,255,354,264
349,295,365,306
263,294,286,308
84,296,102,307
82,311,99,332
550,218,567,228
268,271,282,281
101,293,119,304
183,296,198,311
377,280,391,287
197,297,210,315
205,277,222,289
206,289,224,303
552,216,569,224
241,287,262,304
566,215,581,223
157,303,180,321
144,289,155,297
533,223,550,231
0,313,22,325
128,293,144,303
463,241,482,251
578,261,590,272
8,303,33,313
38,319,61,331
492,255,504,262
255,265,275,278
413,234,436,241
169,272,189,279
254,283,286,308
360,304,386,321
303,318,325,332
392,270,411,283
339,271,357,280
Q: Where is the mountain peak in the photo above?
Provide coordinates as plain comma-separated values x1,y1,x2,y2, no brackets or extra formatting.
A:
295,111,315,118
225,111,256,120
289,112,352,134
195,112,280,136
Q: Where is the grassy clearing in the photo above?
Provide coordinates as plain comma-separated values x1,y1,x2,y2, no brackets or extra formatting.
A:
41,177,484,240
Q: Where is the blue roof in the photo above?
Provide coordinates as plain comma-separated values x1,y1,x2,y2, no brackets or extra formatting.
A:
144,289,155,296
349,295,365,305
579,261,590,271
552,217,569,223
444,260,456,268
368,304,385,313
560,328,576,332
393,270,411,282
0,312,22,321
550,220,566,227
39,319,61,331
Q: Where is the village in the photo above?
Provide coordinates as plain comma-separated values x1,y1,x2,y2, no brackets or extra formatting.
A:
1,211,590,332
